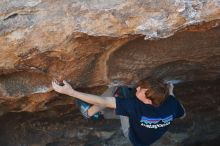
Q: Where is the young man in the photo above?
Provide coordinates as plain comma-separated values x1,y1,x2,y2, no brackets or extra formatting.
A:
52,78,185,146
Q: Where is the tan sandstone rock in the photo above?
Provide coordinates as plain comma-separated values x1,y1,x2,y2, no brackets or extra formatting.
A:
0,0,219,116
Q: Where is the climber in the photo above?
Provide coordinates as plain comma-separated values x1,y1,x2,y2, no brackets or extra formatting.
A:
51,77,185,146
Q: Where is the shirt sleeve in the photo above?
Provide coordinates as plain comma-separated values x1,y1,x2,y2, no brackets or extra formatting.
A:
115,97,135,117
170,95,185,119
176,101,185,118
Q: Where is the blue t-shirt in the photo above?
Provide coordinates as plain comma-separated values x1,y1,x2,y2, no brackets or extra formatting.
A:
115,95,185,146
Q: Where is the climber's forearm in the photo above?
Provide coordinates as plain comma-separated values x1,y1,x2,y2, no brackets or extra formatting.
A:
169,89,174,96
68,90,116,109
168,84,175,96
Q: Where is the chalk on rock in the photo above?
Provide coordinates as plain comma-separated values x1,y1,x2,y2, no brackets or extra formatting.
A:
107,80,124,88
164,79,182,84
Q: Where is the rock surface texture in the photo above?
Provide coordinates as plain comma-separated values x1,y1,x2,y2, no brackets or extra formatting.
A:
0,0,220,146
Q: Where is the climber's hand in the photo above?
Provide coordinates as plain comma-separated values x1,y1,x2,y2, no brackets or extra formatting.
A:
52,80,74,95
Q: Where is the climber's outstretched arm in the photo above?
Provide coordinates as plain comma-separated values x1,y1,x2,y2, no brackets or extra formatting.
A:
52,80,116,109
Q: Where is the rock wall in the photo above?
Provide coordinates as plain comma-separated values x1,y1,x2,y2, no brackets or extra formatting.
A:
1,21,220,114
0,0,220,146
0,79,219,146
1,0,220,74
